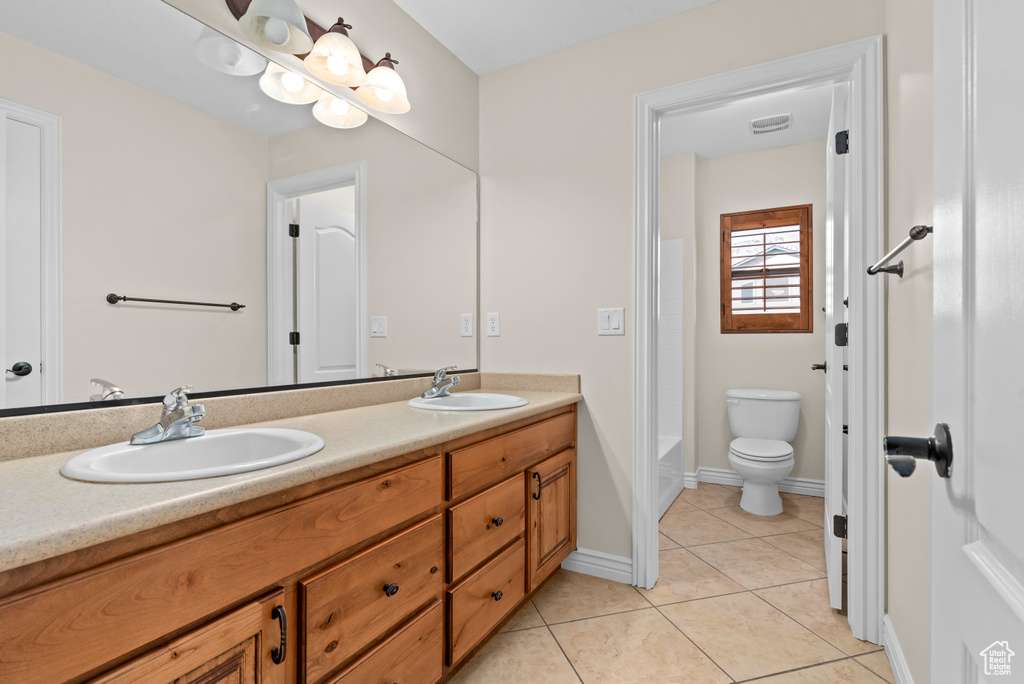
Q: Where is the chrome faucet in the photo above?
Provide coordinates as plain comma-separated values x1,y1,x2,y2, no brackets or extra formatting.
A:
376,363,397,377
422,366,460,399
90,378,124,401
130,386,206,445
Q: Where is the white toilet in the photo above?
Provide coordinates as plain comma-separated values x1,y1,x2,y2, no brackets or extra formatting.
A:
726,389,801,516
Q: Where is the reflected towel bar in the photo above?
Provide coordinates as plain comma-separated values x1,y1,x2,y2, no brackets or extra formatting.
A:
106,293,245,311
867,225,933,277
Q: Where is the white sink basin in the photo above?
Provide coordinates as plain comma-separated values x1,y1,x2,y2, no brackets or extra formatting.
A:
60,428,325,483
408,393,528,411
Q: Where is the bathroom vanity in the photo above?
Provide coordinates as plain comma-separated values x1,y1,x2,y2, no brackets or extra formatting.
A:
0,377,579,684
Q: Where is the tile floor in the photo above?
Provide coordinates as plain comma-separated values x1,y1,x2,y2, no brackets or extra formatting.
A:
450,483,895,684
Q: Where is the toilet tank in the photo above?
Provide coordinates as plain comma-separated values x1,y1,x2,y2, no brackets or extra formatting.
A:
726,389,801,441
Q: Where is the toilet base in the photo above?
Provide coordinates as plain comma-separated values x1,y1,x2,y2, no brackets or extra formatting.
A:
739,481,784,516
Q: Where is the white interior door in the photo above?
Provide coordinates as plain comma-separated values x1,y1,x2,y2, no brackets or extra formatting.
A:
295,197,360,384
823,82,849,610
1,115,43,408
930,0,1024,680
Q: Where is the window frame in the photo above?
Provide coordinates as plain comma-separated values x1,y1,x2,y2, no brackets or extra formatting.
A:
719,204,813,334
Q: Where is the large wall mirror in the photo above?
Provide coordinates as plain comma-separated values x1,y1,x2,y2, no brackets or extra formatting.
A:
0,0,477,412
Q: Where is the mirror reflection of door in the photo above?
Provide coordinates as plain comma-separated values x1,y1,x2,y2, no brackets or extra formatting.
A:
294,188,360,384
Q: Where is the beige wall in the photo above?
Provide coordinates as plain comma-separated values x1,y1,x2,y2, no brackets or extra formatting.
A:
693,140,827,479
660,153,697,472
0,32,269,402
884,0,934,680
479,0,886,558
166,0,480,172
269,118,477,375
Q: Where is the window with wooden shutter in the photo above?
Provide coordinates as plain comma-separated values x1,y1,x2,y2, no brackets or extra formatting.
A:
720,204,812,333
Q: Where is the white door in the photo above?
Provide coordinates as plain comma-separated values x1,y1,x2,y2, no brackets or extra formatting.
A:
823,82,849,610
295,197,360,383
1,115,42,408
930,0,1024,680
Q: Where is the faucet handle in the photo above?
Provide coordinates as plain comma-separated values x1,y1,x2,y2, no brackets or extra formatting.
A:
163,385,194,409
433,365,458,382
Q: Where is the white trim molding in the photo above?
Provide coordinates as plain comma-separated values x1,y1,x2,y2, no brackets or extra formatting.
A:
882,614,916,684
266,162,367,385
692,467,825,498
633,36,885,640
561,548,633,585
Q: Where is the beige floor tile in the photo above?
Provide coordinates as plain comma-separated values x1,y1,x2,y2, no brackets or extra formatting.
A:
532,569,649,624
665,496,699,515
855,651,896,683
660,593,845,681
659,532,681,550
755,580,880,655
550,608,730,684
690,538,825,589
499,600,545,633
659,509,752,547
709,505,820,536
448,627,580,684
677,482,742,509
756,659,888,683
762,529,828,571
638,548,745,605
782,492,827,525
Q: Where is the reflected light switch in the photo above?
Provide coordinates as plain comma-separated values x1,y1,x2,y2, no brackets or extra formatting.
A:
370,316,387,338
598,308,625,336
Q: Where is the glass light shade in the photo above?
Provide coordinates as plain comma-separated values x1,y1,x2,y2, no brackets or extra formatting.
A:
194,28,267,76
356,60,410,114
239,0,313,55
313,93,369,129
304,32,366,87
259,63,322,104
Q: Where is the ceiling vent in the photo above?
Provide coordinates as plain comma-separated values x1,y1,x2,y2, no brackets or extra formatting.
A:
750,113,791,135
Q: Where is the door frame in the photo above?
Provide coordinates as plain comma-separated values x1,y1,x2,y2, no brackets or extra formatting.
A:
633,37,885,642
0,97,61,406
266,162,367,385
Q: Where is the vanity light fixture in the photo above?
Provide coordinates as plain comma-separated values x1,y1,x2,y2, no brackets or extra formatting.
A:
259,62,322,104
238,0,314,54
312,92,369,129
194,27,267,76
357,53,411,114
304,18,367,87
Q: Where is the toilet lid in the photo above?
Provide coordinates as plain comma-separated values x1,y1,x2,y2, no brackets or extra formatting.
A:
729,438,793,461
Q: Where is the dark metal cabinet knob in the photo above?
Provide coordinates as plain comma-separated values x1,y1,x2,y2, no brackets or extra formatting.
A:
383,583,400,597
811,363,826,372
491,517,504,527
492,591,503,601
884,423,953,478
5,362,32,377
270,605,287,665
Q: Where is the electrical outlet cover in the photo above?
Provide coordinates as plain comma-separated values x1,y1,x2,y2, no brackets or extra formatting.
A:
486,312,500,337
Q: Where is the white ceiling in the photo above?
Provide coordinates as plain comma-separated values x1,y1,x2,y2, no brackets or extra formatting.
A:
660,84,834,160
392,0,721,75
0,0,315,138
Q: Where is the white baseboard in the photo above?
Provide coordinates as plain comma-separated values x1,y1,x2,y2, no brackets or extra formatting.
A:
882,614,915,684
561,548,633,585
688,466,825,498
684,471,699,489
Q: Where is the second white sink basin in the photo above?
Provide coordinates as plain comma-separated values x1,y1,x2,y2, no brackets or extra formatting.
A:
408,393,528,411
60,428,325,483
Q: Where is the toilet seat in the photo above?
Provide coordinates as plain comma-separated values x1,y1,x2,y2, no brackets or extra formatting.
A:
729,437,794,462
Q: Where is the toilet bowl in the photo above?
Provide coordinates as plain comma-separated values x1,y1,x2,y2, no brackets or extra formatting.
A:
725,389,801,516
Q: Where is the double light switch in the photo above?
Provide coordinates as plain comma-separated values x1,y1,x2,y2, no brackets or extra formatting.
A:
598,308,625,336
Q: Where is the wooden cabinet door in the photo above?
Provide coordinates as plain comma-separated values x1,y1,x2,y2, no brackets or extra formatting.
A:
90,589,286,684
526,448,576,591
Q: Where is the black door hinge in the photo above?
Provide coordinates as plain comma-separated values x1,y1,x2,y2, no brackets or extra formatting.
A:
843,424,849,435
289,331,300,346
835,130,849,154
288,223,300,238
833,514,848,539
835,322,848,347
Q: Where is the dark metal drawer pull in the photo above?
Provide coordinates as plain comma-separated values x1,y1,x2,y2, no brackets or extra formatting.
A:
492,517,504,527
383,583,400,597
271,605,287,665
532,472,542,500
492,591,503,601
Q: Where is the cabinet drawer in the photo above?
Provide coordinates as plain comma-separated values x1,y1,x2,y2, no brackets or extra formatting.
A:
447,475,525,582
448,411,575,499
325,600,443,684
302,516,444,683
447,538,526,666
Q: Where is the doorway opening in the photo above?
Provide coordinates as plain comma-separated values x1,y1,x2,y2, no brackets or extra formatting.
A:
635,37,884,644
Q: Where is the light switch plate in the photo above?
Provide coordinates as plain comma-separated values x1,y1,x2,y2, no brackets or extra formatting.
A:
598,308,625,336
486,312,500,337
370,316,387,338
461,313,474,337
